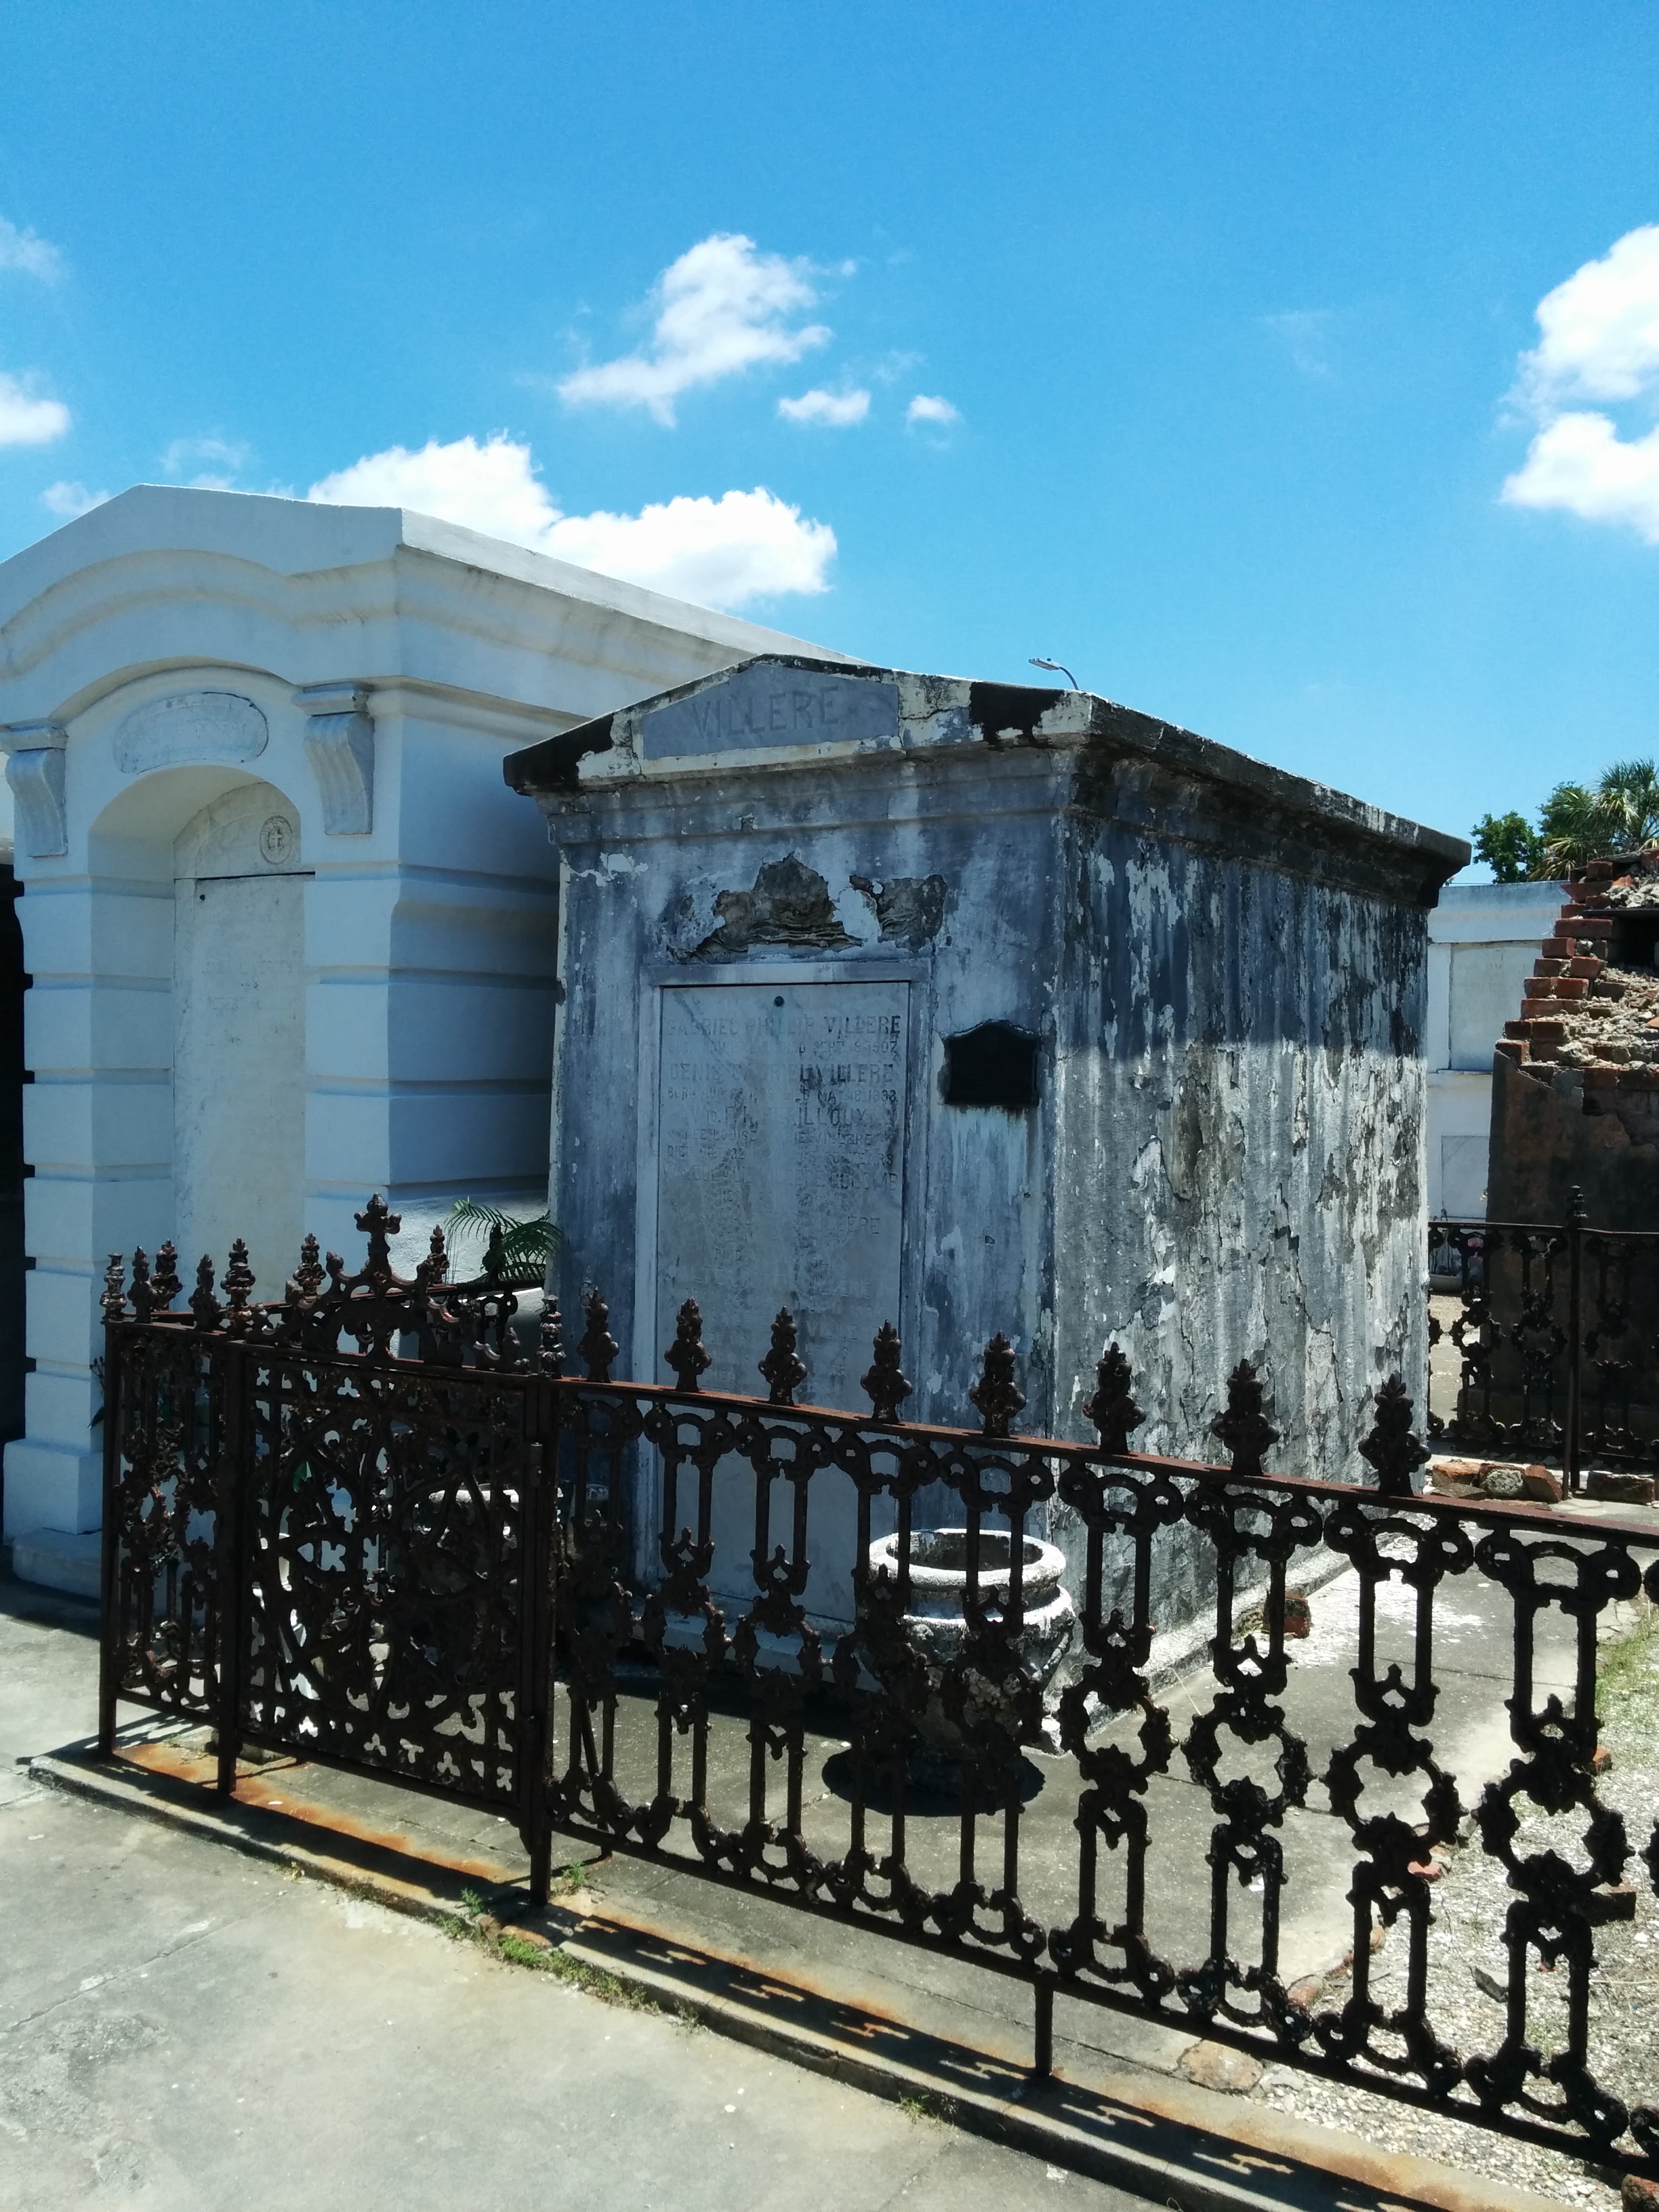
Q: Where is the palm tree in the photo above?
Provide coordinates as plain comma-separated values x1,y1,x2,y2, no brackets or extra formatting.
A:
1535,758,1659,878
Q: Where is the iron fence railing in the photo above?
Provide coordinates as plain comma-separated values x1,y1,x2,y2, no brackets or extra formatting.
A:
1429,1193,1659,1486
98,1198,1659,2177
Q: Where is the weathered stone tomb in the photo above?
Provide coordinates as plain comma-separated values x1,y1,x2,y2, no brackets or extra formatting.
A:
506,656,1467,1627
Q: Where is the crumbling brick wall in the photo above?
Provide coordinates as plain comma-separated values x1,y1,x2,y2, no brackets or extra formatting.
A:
1489,851,1659,1224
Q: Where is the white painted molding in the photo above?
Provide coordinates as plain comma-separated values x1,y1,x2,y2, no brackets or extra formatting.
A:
297,681,375,834
0,720,68,857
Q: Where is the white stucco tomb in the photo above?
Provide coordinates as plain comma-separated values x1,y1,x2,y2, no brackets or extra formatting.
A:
0,485,834,1578
1426,880,1562,1217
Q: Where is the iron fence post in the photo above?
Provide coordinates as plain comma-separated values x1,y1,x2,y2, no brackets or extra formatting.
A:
1565,1185,1586,1495
523,1370,560,1909
1033,1975,1055,2079
96,1319,123,1757
213,1336,249,1796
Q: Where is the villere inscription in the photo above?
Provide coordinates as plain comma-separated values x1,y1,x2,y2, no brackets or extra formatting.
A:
641,666,901,759
655,980,909,1621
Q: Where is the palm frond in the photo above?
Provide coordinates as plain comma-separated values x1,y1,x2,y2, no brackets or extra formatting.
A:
444,1198,560,1288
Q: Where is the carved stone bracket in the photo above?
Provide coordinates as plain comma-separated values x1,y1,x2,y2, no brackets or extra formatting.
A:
0,721,67,857
296,682,374,834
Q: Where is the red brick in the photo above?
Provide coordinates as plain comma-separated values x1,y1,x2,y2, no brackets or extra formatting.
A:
1494,1039,1526,1065
1617,1066,1659,1088
1568,957,1605,978
1555,978,1589,999
1523,977,1557,998
1584,1067,1620,1088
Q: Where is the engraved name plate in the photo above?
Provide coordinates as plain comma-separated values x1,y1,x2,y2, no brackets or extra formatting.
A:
655,979,908,1622
115,691,268,775
641,667,900,760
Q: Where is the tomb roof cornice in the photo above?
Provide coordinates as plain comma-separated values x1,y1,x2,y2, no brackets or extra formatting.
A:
504,653,1471,908
0,485,842,729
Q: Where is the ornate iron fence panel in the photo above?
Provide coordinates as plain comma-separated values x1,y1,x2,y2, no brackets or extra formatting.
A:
98,1200,560,1849
547,1323,1659,2175
240,1345,541,1818
99,1244,226,1729
96,1202,1659,2178
1429,1200,1659,1478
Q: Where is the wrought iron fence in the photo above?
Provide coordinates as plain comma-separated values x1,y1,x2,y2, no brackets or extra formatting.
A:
99,1199,1659,2177
1429,1192,1659,1482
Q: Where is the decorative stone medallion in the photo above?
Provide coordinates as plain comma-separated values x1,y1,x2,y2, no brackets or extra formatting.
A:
258,813,297,866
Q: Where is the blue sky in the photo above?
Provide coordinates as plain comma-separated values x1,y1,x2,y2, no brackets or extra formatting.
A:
3,5,1659,867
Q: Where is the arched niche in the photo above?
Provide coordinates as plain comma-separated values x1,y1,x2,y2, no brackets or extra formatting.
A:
83,765,309,1299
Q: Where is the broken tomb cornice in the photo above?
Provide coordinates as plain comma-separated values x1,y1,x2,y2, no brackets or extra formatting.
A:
500,654,1470,891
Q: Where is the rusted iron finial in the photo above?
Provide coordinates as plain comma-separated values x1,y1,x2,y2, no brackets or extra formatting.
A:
222,1240,255,1332
665,1298,711,1393
578,1288,618,1382
1210,1358,1278,1478
1357,1374,1429,1498
862,1322,913,1422
152,1242,182,1309
356,1193,401,1283
970,1333,1026,1439
760,1308,807,1406
539,1296,565,1378
1083,1341,1144,1454
416,1225,448,1288
100,1252,127,1324
288,1233,325,1304
190,1255,224,1334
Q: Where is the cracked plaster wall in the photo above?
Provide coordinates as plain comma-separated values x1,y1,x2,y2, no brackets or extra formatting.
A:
541,737,1432,1624
1053,821,1428,1623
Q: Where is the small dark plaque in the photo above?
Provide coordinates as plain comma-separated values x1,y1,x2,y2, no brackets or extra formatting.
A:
942,1023,1040,1109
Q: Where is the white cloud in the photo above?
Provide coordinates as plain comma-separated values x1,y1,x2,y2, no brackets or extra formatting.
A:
161,434,251,489
546,489,834,604
0,371,70,446
777,387,870,427
41,480,108,519
906,393,961,428
306,432,834,608
558,233,830,425
0,217,61,280
1265,308,1334,379
1515,224,1659,409
1502,411,1659,541
1500,226,1659,541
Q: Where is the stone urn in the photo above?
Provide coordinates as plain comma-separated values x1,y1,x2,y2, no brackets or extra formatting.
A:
861,1527,1076,1765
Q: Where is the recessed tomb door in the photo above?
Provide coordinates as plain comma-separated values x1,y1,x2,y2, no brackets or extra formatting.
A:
172,785,308,1298
653,978,909,1626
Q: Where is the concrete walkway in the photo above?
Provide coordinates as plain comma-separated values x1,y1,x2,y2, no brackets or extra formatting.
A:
0,1558,1170,2212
